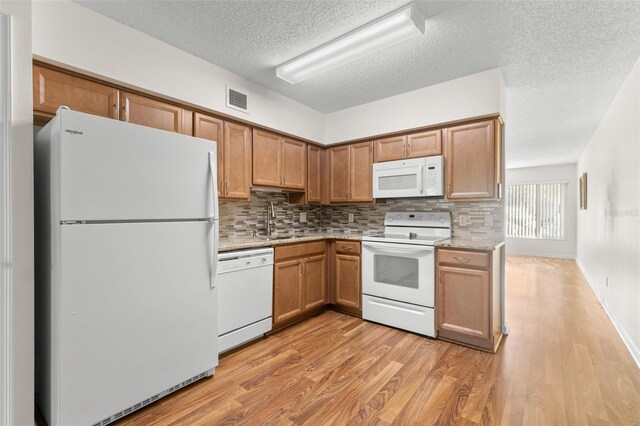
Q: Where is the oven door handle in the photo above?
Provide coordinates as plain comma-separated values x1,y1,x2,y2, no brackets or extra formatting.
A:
362,241,434,253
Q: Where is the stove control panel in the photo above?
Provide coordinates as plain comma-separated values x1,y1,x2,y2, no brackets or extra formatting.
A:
384,211,451,228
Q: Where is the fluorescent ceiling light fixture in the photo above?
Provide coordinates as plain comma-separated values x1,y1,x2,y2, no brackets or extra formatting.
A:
276,3,425,85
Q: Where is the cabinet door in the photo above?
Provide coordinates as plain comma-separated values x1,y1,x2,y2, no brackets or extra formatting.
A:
281,138,306,190
307,146,322,203
273,259,304,326
194,113,224,196
33,65,119,120
304,254,326,311
328,146,350,202
121,92,184,133
335,254,361,309
253,129,282,187
407,130,441,158
224,122,252,200
437,266,490,340
374,136,406,163
350,142,373,202
444,120,496,200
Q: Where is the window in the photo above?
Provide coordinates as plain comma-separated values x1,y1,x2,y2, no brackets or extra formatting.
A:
506,182,566,240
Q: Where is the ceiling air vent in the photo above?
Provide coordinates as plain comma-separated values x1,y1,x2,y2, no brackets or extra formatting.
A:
226,85,248,113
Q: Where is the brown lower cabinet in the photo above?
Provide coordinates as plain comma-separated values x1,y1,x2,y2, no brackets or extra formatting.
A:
331,240,362,315
272,239,363,330
273,242,327,329
436,246,504,352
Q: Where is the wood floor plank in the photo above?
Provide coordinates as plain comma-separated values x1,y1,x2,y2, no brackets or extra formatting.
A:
103,256,640,426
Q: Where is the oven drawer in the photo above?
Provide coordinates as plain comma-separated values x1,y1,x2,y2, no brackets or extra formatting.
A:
362,295,435,337
437,249,489,270
335,240,360,255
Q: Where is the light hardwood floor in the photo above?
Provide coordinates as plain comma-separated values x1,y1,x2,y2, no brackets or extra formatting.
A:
111,256,640,425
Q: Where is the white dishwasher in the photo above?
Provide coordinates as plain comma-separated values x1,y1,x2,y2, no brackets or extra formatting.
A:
217,247,274,354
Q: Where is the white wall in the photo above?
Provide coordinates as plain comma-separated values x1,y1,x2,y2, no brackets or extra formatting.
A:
324,69,506,144
577,57,640,366
505,163,577,258
31,0,325,143
0,1,34,425
31,1,508,147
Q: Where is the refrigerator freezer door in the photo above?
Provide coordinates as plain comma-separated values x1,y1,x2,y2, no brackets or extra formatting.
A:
57,221,217,426
58,110,217,221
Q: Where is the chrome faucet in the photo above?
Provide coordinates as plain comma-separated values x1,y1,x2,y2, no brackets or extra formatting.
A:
266,201,276,237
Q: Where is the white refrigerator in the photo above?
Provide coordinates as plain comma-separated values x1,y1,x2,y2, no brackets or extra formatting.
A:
35,109,219,426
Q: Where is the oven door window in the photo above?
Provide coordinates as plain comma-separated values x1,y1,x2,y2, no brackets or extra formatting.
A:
374,254,419,288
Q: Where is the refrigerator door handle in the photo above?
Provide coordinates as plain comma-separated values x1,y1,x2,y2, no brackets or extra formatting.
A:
208,150,218,220
208,150,219,288
210,219,218,288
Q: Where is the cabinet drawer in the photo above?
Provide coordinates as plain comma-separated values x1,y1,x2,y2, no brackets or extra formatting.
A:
275,241,325,261
335,240,360,255
438,249,489,269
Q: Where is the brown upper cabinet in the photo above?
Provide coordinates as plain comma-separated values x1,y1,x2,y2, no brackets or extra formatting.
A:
120,91,192,135
307,145,324,203
374,130,441,163
224,122,253,200
444,119,502,200
33,64,119,122
194,113,252,200
328,141,373,203
253,129,306,190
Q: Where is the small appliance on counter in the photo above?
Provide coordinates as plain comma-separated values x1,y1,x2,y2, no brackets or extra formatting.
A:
217,248,274,353
361,211,451,337
372,155,444,198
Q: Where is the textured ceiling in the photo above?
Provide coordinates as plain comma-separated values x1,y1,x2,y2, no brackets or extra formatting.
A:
73,0,640,168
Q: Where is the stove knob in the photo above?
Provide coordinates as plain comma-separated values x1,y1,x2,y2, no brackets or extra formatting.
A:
440,217,445,223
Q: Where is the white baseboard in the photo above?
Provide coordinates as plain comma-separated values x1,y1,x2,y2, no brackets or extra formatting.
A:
576,258,640,369
506,249,575,259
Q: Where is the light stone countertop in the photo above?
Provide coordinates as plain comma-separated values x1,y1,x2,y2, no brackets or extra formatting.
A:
220,233,505,253
435,238,505,251
219,232,364,252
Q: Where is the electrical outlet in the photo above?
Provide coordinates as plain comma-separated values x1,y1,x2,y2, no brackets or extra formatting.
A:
348,213,354,223
459,214,469,226
484,214,494,227
300,212,307,223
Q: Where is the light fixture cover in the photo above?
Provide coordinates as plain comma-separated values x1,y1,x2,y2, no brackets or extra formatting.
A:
276,3,425,85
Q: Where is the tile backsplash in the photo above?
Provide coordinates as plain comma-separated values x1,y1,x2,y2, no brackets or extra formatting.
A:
219,191,504,240
219,191,323,237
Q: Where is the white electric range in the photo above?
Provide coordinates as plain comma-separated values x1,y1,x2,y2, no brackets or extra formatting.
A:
361,211,451,337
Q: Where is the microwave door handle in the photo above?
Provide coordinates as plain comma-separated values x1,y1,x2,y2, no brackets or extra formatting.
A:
418,165,424,194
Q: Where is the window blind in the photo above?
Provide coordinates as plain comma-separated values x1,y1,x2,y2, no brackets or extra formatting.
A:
506,182,566,240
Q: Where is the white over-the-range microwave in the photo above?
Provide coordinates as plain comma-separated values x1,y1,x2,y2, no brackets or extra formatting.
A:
372,155,444,198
